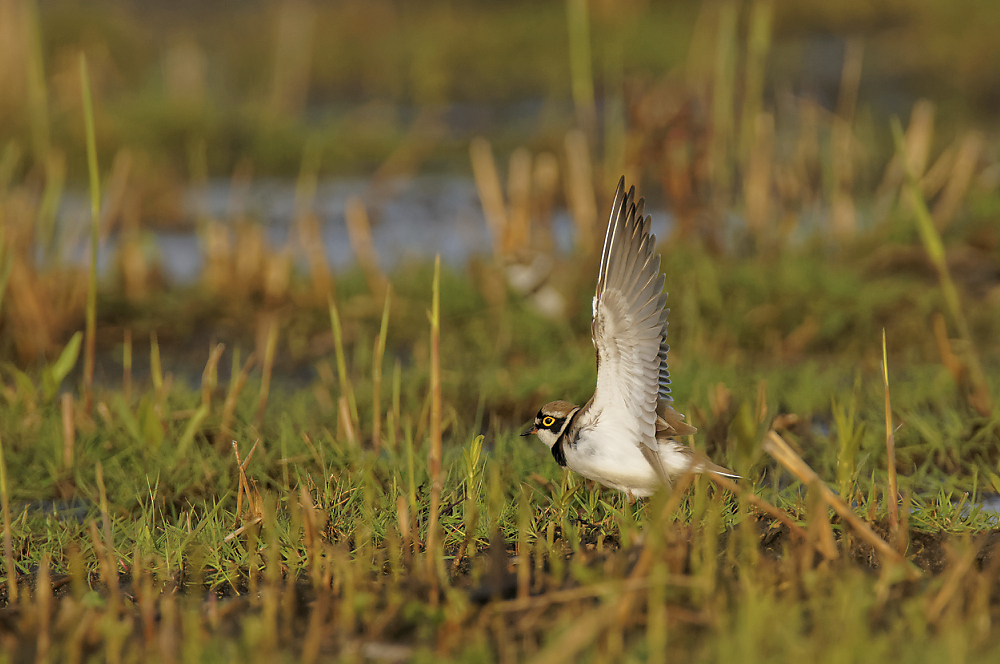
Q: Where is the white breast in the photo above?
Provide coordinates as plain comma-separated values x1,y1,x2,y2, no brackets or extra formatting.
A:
564,413,694,497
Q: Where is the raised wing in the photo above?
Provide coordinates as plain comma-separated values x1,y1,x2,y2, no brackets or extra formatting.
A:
587,177,670,451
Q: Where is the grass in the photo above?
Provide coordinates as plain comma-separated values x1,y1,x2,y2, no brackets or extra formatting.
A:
0,241,999,661
1,0,1000,661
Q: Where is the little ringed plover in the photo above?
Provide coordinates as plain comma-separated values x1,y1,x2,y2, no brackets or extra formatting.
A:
521,177,737,499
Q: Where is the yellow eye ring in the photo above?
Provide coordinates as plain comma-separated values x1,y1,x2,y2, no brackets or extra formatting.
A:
541,416,556,427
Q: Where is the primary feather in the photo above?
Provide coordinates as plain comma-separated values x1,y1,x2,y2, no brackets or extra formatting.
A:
582,177,669,453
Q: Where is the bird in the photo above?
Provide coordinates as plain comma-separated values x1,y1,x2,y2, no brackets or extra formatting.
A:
521,177,737,500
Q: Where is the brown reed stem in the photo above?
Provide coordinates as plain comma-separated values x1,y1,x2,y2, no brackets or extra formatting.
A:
344,196,388,297
256,317,279,426
0,434,16,603
882,330,899,536
150,332,164,400
80,55,101,417
426,255,443,601
201,342,225,409
94,462,121,616
372,287,392,451
216,352,257,445
762,431,915,573
470,137,508,257
933,131,983,231
36,553,52,661
61,393,75,470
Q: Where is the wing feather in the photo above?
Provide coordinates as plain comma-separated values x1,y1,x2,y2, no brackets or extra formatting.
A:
585,178,672,451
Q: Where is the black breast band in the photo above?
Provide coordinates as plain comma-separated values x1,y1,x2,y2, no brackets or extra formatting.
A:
551,408,580,468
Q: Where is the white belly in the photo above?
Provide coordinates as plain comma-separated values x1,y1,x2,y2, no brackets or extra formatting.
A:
563,430,694,498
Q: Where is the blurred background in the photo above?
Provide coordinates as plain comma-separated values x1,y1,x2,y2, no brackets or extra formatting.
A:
2,0,1000,430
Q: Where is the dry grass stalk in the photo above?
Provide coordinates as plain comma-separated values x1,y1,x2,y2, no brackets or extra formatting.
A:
228,439,263,537
234,223,266,294
36,553,52,660
762,431,912,571
836,38,864,123
426,256,443,601
496,573,704,615
5,257,75,361
882,331,899,537
372,288,392,451
516,484,531,599
344,196,388,297
80,55,100,417
873,100,936,223
297,211,334,301
505,147,533,254
201,342,225,408
100,149,133,241
829,40,863,239
122,329,132,403
755,379,769,423
525,604,612,664
337,396,357,447
61,392,75,469
709,473,808,540
893,119,992,416
0,433,16,603
301,565,331,664
396,495,411,561
202,221,234,294
297,485,321,582
470,137,508,256
903,101,936,179
149,332,165,405
328,298,359,430
744,111,774,237
93,462,121,615
564,129,597,254
739,0,774,167
266,0,315,119
920,142,958,199
933,131,984,230
263,248,292,303
614,469,698,627
216,352,257,445
531,153,560,252
830,114,857,239
256,316,280,426
805,481,839,562
932,313,963,384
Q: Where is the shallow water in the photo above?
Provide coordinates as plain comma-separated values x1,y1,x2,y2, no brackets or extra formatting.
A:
54,176,675,283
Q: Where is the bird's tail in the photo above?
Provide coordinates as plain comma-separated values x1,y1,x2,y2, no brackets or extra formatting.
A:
696,459,741,479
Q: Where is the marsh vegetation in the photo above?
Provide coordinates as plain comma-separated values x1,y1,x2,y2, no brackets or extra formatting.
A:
2,0,1000,662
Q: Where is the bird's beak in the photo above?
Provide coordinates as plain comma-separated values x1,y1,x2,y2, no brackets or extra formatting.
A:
520,425,537,437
